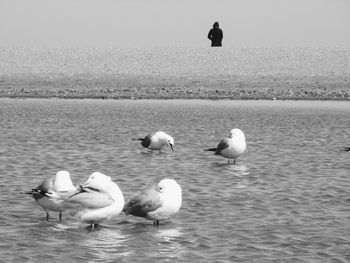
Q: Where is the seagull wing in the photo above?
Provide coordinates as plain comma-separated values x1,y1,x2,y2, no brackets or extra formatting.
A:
215,138,230,155
141,133,154,148
124,188,162,217
68,187,114,209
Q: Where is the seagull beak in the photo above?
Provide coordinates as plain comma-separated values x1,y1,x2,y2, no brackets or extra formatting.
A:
83,180,92,188
170,143,174,151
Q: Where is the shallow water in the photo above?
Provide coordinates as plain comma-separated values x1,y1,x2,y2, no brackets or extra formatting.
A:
0,99,349,262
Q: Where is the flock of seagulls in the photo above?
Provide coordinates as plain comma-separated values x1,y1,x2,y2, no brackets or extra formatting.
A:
23,171,182,230
23,128,246,229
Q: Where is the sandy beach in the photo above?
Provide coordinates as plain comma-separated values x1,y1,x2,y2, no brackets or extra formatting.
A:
1,47,349,100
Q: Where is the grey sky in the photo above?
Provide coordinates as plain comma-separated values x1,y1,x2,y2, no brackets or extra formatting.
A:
1,0,349,48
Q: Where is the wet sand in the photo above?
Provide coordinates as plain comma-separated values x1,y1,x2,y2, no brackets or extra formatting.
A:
1,47,349,100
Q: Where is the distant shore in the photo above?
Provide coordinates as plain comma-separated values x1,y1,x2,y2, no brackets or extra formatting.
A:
1,75,349,100
1,47,349,100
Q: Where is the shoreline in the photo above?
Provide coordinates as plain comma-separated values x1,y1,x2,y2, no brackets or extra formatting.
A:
1,90,349,101
1,76,349,101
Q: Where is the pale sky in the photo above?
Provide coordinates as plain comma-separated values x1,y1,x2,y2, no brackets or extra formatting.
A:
1,0,349,48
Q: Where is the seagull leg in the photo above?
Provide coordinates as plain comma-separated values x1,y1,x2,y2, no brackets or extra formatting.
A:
59,212,62,221
46,212,49,221
153,220,160,227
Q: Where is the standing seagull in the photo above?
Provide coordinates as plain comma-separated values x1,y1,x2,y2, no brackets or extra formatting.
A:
205,128,246,164
134,131,175,152
22,170,76,221
123,178,182,226
67,172,125,230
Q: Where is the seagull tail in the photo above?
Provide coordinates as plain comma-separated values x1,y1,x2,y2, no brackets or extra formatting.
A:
20,189,36,195
204,148,217,152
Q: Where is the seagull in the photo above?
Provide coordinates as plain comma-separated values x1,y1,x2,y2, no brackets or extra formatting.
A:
22,170,77,221
204,128,246,164
123,178,182,226
134,131,175,152
67,172,125,230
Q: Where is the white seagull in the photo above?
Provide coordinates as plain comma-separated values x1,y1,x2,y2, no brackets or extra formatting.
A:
123,178,182,226
134,131,175,152
22,170,76,221
68,172,125,230
205,128,246,164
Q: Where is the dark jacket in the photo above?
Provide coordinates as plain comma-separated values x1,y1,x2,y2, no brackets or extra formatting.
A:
208,27,223,47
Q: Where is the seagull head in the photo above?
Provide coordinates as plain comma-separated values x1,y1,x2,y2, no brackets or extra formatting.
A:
156,178,182,195
83,172,111,192
229,128,245,140
155,131,175,150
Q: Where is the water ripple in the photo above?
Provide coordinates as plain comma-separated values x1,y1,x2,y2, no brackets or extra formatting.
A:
0,99,349,262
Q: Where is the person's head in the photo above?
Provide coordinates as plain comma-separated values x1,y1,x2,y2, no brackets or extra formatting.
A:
213,22,219,28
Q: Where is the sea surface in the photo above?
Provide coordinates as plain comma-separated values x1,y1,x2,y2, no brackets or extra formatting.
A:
0,99,349,262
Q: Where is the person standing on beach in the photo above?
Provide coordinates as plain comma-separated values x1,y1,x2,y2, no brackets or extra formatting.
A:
207,21,223,47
